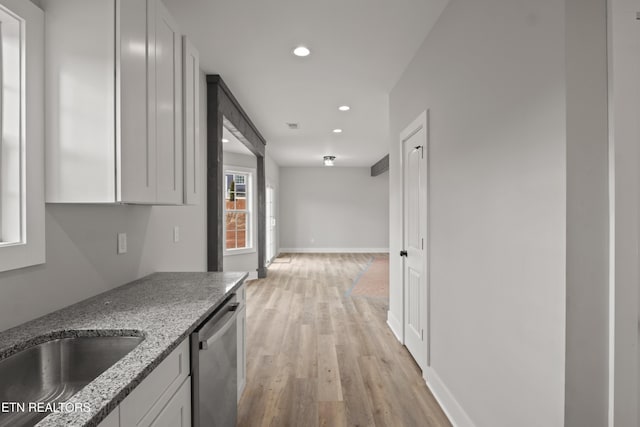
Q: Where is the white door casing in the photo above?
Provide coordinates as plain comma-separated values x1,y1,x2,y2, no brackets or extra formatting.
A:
401,111,429,371
266,185,276,264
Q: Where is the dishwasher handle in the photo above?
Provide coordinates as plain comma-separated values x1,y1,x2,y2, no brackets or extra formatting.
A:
199,303,240,350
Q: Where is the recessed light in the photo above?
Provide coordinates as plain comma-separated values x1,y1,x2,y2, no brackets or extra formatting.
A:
222,138,229,143
332,128,343,134
323,156,336,167
293,46,311,57
338,105,350,111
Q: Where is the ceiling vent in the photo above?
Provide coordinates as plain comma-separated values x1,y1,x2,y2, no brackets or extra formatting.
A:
286,122,299,130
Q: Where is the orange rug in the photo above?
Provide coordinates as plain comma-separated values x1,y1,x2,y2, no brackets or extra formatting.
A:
349,255,389,299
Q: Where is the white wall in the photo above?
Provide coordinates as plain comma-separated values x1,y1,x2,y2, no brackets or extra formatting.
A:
389,1,566,426
280,167,389,252
0,72,209,332
140,72,209,272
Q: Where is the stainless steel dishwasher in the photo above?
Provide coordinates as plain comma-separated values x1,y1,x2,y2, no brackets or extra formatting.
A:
191,294,239,427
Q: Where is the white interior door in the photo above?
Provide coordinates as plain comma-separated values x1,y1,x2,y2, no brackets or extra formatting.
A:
402,112,428,371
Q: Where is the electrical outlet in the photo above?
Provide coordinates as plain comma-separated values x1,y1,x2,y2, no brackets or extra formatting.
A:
173,226,180,243
117,233,127,254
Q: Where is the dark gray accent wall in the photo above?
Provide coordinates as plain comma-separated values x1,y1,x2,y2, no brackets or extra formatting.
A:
371,154,389,177
206,75,267,278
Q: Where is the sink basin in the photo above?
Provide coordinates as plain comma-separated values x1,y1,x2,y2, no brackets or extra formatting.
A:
0,335,144,427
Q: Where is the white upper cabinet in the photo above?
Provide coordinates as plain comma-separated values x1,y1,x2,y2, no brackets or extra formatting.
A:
44,0,183,204
119,0,155,203
153,1,182,204
182,37,200,205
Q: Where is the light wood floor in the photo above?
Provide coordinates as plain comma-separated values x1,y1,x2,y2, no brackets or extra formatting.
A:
238,253,451,427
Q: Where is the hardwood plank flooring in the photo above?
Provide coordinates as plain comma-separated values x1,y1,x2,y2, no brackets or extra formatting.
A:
237,253,451,427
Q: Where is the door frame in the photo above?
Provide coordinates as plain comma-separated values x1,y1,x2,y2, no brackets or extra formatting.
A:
265,184,276,265
400,110,430,369
206,75,268,278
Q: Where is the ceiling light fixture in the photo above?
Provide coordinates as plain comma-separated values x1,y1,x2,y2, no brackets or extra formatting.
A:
222,138,229,143
338,105,350,111
332,128,343,134
323,156,336,167
293,46,311,57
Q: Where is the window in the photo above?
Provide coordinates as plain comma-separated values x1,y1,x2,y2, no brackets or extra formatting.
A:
0,4,23,246
0,0,45,272
224,169,253,253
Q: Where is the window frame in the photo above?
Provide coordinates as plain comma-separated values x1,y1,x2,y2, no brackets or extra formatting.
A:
0,0,44,272
223,166,255,256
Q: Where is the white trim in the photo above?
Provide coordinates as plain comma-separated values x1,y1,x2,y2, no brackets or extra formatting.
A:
0,0,45,272
224,165,255,175
224,247,256,256
607,1,640,424
424,367,476,427
280,247,389,254
386,310,403,342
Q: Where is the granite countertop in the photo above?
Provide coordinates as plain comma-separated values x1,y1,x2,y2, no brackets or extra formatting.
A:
0,271,248,427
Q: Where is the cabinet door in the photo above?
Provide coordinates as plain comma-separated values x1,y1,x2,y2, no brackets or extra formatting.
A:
97,406,119,427
153,0,183,204
120,340,190,427
118,0,156,203
150,377,191,427
237,304,247,402
182,37,200,205
44,0,117,203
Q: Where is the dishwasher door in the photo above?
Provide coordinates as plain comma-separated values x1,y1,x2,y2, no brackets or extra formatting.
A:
191,295,239,427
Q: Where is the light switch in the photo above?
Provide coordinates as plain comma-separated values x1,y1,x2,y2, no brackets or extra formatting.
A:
117,233,127,254
173,226,180,243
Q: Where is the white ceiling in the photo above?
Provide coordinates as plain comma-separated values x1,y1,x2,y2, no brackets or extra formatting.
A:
222,126,253,156
164,0,450,167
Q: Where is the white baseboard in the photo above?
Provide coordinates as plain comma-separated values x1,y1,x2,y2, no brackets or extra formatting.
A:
280,247,390,254
247,271,258,280
424,367,476,427
386,310,403,343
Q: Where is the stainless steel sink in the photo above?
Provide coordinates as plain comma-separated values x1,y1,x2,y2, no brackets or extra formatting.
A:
0,335,144,427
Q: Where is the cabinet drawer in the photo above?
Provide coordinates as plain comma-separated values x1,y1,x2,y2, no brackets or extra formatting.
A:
120,339,190,426
97,406,119,427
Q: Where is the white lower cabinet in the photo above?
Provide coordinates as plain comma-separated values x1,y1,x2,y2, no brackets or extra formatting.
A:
148,377,191,427
97,407,119,427
97,339,191,427
96,290,248,427
237,284,247,402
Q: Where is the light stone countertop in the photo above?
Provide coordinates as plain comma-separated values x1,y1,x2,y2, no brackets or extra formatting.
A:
0,271,248,427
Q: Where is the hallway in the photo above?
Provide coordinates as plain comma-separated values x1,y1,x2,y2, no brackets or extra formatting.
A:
238,253,450,427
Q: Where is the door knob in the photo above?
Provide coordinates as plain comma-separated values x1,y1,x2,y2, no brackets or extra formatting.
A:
400,250,408,257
